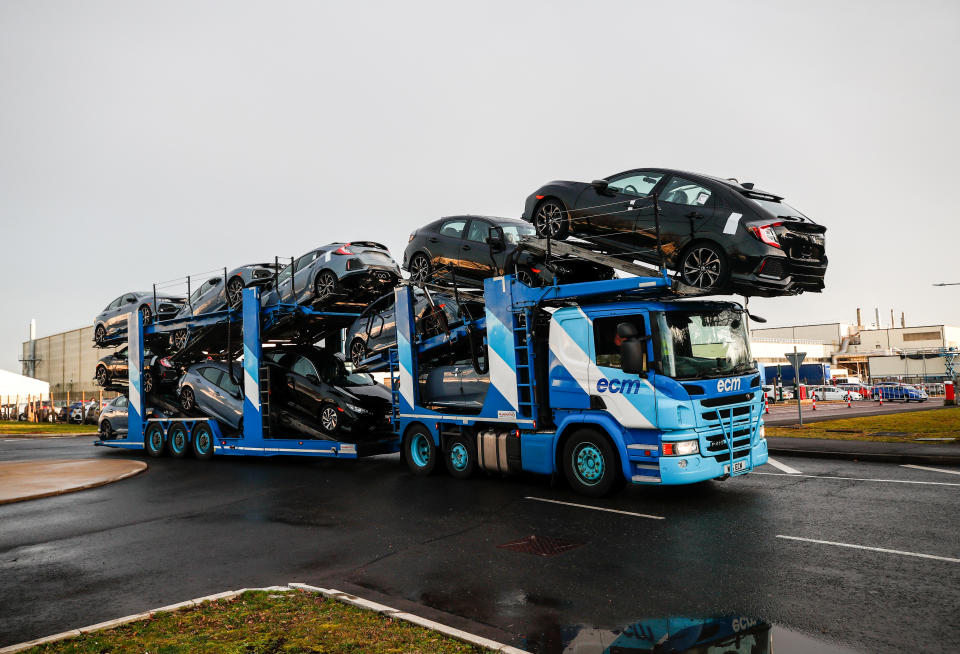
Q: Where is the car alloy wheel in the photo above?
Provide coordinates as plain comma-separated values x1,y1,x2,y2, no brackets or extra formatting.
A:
314,271,338,301
350,339,367,367
95,366,109,387
534,200,568,239
99,420,113,441
180,387,195,412
226,277,245,309
681,245,725,290
515,267,539,287
94,325,106,345
409,254,431,283
139,304,152,326
320,405,339,432
172,330,188,350
143,370,154,393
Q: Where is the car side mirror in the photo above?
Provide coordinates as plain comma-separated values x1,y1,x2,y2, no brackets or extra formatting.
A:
126,298,136,304
486,226,506,252
210,277,222,285
591,179,610,194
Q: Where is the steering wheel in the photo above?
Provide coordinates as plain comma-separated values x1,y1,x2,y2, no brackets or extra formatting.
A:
623,184,639,195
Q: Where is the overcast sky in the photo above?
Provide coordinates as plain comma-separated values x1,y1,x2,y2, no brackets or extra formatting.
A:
1,0,958,372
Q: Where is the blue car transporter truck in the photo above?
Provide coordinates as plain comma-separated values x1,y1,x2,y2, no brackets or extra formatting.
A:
97,272,767,497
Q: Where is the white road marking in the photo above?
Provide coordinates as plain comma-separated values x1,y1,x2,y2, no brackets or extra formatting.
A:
525,496,664,520
901,464,960,476
776,535,960,564
765,457,802,474
753,471,960,487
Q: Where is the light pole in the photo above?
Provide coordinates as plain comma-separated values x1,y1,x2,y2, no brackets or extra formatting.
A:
933,285,959,405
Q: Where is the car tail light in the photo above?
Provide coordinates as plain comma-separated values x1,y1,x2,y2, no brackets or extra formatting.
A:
749,223,782,248
530,267,541,273
535,195,545,200
160,357,173,368
335,244,353,255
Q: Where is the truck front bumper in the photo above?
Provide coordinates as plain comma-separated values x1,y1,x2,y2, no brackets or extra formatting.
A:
629,439,768,485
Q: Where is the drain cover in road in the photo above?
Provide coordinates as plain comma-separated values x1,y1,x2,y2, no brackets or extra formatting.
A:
497,535,583,557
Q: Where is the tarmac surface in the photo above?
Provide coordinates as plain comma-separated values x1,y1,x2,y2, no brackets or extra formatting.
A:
0,457,146,504
2,435,959,653
762,397,946,425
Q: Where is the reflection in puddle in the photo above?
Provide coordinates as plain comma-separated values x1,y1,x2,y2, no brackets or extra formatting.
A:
523,615,861,653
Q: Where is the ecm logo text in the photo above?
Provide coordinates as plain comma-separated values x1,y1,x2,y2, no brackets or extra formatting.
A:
716,377,742,393
596,378,644,394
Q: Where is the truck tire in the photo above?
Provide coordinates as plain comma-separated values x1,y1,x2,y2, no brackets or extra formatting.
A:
145,423,166,457
405,426,438,476
445,434,476,479
192,422,214,460
168,422,189,459
562,428,621,497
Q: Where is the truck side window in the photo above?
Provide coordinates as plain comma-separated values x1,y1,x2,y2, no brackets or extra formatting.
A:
594,315,646,369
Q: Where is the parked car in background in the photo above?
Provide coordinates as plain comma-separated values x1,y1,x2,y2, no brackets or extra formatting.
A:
522,168,827,295
94,292,186,345
403,215,615,288
345,289,483,367
94,347,180,392
811,386,861,401
271,347,393,436
178,361,244,432
98,395,169,440
872,382,928,402
838,383,872,399
264,242,400,306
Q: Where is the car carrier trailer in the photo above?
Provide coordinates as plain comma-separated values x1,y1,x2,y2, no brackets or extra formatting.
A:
96,257,767,495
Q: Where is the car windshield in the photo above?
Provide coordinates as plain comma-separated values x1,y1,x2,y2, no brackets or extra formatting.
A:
499,223,536,244
326,356,375,386
750,198,808,220
655,309,755,380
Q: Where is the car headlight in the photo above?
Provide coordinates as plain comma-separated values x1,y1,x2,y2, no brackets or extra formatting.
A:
345,403,368,414
662,439,699,456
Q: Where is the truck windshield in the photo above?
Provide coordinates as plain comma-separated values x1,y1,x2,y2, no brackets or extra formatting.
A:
655,309,754,380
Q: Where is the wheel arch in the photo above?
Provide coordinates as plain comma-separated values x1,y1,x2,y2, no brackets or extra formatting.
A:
553,414,630,481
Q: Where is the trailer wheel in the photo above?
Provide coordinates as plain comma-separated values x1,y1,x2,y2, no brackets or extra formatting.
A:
144,423,166,457
562,428,620,497
405,426,438,476
168,422,189,458
445,434,476,479
192,423,214,460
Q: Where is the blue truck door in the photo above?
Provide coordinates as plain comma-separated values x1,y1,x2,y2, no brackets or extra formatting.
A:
588,311,657,429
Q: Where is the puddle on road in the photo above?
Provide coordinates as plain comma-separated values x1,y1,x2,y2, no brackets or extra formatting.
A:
521,615,862,653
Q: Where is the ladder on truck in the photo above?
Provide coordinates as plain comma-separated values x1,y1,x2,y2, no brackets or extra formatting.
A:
512,308,538,425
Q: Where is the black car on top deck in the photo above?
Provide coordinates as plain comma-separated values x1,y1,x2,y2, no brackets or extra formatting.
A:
522,168,827,296
402,215,614,288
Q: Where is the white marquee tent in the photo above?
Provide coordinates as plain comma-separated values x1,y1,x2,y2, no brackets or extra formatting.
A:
0,369,50,402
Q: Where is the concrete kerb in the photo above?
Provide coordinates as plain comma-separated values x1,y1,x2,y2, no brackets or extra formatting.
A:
0,584,530,654
767,445,960,465
288,583,529,653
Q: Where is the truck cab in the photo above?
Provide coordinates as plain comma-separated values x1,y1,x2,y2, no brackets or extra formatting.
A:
547,300,767,487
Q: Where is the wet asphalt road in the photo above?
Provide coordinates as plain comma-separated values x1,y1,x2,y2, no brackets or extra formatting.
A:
1,436,959,653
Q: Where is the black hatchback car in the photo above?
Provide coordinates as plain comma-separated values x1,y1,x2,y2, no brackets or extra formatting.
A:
271,347,392,437
403,215,614,288
522,168,827,296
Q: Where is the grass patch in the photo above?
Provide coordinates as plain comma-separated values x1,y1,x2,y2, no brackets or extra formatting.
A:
22,590,491,653
0,421,97,435
767,407,960,443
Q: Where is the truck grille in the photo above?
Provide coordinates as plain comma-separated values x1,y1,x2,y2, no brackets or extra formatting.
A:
706,428,751,452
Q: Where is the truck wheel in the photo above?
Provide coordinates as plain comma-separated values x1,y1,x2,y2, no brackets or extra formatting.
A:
562,429,620,497
405,426,438,476
144,423,166,457
168,422,189,458
192,422,214,460
445,434,476,479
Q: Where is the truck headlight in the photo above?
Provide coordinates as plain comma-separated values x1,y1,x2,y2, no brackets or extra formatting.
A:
345,404,368,414
758,424,766,440
662,440,699,456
